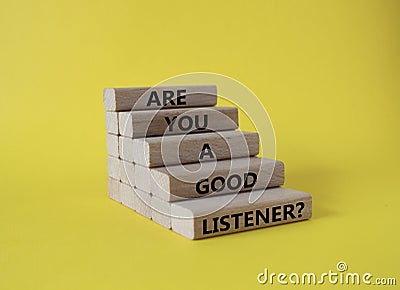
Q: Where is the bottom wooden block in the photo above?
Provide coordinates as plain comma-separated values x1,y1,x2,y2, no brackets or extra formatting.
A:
135,188,152,219
151,196,172,229
107,177,121,202
118,181,152,218
171,187,312,239
108,180,311,239
120,182,136,210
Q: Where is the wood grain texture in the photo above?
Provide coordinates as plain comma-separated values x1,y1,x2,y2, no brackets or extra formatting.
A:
107,155,121,181
151,195,171,229
105,112,119,135
130,131,259,167
120,181,152,219
120,182,136,210
118,106,238,138
107,177,121,203
106,133,119,157
134,164,151,193
134,188,152,219
120,160,135,185
119,136,134,162
144,157,284,202
171,187,312,239
104,85,217,111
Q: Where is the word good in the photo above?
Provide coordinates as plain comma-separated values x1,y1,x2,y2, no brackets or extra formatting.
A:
195,172,257,194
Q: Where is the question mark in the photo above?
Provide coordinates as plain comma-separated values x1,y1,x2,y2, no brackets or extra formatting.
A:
296,202,305,218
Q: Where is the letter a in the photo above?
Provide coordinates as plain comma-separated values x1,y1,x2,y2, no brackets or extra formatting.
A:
147,91,161,107
199,143,214,160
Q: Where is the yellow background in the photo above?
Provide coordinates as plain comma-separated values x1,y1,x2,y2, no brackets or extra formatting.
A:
1,0,399,289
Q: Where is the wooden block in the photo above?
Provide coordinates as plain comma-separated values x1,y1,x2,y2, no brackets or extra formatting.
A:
134,164,151,193
120,182,136,210
118,107,238,138
151,195,172,229
119,136,134,162
129,131,259,167
105,112,119,135
134,188,152,219
107,155,121,180
106,133,119,157
120,160,135,185
104,85,217,111
147,157,284,202
107,177,121,203
120,181,152,219
171,187,312,239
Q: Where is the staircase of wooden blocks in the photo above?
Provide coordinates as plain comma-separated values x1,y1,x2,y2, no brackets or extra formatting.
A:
104,85,312,239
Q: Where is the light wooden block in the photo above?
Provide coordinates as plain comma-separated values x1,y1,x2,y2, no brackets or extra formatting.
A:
120,182,136,210
107,177,121,203
151,195,172,229
130,131,259,167
119,136,134,162
107,155,121,180
104,85,217,111
120,182,152,219
134,164,151,193
120,160,135,185
171,187,312,239
105,112,119,135
106,133,119,157
146,157,284,202
118,107,238,138
134,188,152,219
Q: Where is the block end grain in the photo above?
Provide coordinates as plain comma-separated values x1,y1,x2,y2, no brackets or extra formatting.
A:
104,88,116,111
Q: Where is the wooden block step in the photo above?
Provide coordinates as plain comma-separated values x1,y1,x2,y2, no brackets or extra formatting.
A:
107,177,121,203
105,112,119,135
111,182,311,239
151,195,172,229
119,106,238,138
171,187,312,239
107,155,121,181
120,182,152,218
120,182,136,210
134,188,152,218
104,85,217,111
135,157,284,201
120,160,135,184
106,133,119,157
121,131,259,167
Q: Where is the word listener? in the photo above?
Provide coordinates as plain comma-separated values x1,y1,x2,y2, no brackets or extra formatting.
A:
202,202,306,235
146,89,186,107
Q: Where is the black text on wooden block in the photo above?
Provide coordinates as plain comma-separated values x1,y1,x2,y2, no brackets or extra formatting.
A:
119,107,238,138
171,187,312,239
129,131,259,167
104,85,217,111
135,157,284,201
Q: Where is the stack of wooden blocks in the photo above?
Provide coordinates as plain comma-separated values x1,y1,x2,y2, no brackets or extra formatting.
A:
104,85,312,239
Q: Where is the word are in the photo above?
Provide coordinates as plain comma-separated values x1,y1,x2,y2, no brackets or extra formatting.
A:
196,172,257,194
147,89,187,107
202,202,305,234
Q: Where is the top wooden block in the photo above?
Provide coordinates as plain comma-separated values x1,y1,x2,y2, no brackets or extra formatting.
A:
104,85,217,111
